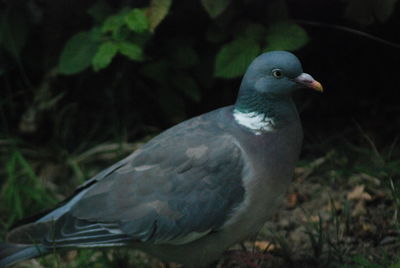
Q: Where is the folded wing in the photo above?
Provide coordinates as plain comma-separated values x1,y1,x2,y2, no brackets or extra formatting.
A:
7,117,247,248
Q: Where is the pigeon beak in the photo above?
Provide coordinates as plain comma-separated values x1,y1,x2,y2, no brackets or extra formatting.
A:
293,73,323,92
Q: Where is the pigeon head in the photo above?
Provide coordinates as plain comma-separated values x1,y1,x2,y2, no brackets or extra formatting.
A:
234,51,323,130
240,51,323,96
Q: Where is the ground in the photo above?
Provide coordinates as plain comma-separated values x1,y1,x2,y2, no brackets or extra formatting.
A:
1,134,399,268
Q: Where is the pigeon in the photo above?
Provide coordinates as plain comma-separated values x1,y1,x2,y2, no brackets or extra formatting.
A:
0,51,323,267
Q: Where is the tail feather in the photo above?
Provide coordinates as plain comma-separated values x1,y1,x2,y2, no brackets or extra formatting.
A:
0,243,47,268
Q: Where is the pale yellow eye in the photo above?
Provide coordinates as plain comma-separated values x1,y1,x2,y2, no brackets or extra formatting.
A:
272,69,283,79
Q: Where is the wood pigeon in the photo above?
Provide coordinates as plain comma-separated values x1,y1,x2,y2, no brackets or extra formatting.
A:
0,51,323,267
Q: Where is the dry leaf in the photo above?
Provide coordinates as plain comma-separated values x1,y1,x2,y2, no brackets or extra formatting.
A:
66,250,78,261
347,185,372,201
287,192,299,208
323,200,343,212
146,0,172,32
294,166,307,176
352,200,367,216
254,240,275,251
361,222,376,233
310,215,320,223
296,151,334,181
359,173,381,185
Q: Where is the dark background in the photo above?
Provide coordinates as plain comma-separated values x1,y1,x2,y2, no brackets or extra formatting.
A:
1,0,399,154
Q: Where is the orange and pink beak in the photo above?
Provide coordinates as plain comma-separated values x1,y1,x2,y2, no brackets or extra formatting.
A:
293,73,323,92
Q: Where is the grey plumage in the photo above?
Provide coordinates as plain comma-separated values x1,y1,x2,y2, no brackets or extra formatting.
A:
0,244,47,266
0,51,322,267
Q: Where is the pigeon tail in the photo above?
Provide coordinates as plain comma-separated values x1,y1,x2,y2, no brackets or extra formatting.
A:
0,243,47,268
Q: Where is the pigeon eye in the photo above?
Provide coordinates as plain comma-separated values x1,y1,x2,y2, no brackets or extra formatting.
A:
272,69,283,79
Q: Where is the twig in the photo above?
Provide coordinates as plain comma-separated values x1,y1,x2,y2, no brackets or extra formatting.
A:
295,19,400,49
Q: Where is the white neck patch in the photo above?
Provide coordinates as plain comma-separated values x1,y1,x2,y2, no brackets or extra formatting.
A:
233,109,275,135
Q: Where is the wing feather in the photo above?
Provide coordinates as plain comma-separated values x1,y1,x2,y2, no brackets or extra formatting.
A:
12,111,247,248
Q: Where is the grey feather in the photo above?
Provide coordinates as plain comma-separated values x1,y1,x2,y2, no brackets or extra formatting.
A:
0,243,47,268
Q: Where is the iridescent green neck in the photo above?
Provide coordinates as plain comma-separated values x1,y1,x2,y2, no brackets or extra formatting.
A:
234,89,298,128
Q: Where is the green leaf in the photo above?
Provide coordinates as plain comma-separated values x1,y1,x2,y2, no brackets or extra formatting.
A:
201,0,230,18
89,27,104,42
118,41,144,61
215,38,260,78
147,0,172,32
0,8,29,58
172,74,201,102
112,27,131,42
92,41,118,71
129,32,152,47
264,21,309,52
240,23,267,43
5,150,57,224
102,13,125,34
124,9,149,33
58,31,100,75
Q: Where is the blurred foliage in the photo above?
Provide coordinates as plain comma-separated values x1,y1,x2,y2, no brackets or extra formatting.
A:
2,149,57,225
0,0,398,150
0,0,314,150
0,0,398,166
